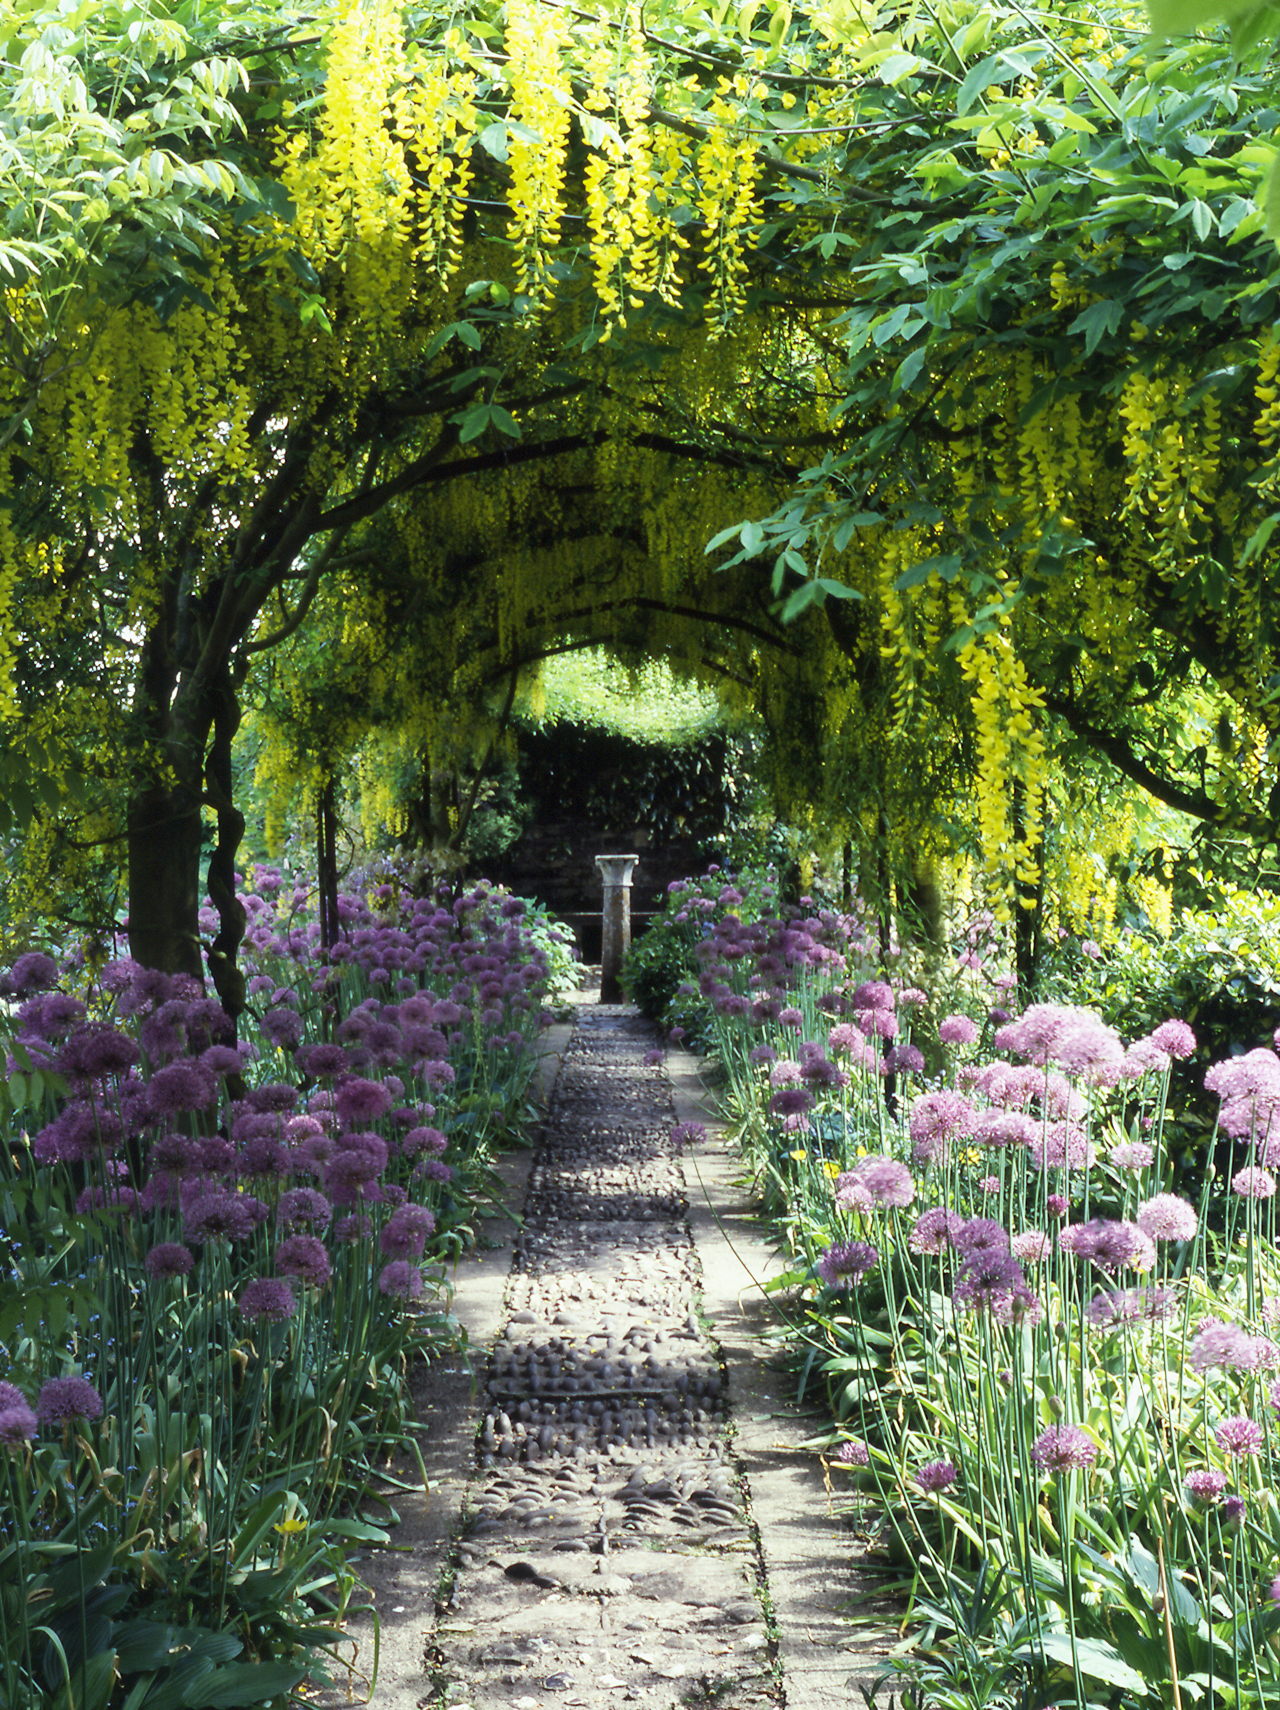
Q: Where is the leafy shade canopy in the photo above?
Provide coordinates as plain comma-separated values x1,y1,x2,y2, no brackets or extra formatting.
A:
2,0,1279,985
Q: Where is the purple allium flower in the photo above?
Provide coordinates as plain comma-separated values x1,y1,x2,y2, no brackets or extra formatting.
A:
378,1261,424,1301
671,1122,707,1146
1045,1193,1070,1218
883,1044,924,1077
0,1389,37,1445
844,1156,916,1209
642,1049,664,1067
37,1375,103,1426
1184,1468,1228,1505
1110,1141,1154,1172
939,1014,979,1047
1188,1319,1270,1374
335,1078,394,1125
261,1007,304,1051
834,1439,871,1466
278,1187,332,1229
275,1234,333,1288
816,1240,879,1288
297,1042,349,1079
908,1206,965,1254
238,1277,297,1323
899,987,928,1009
1215,1415,1263,1459
1233,1166,1276,1199
954,1217,1010,1256
145,1242,195,1280
827,1023,865,1057
145,1060,218,1117
769,1087,815,1119
1058,1219,1155,1273
953,1249,1032,1315
184,1187,258,1244
379,1204,436,1258
1011,1230,1050,1265
915,1460,958,1494
1151,1020,1196,1059
1221,1493,1247,1527
8,951,59,995
749,1044,779,1066
415,1158,453,1183
1030,1424,1099,1473
1136,1194,1198,1242
852,981,895,1012
909,1091,975,1166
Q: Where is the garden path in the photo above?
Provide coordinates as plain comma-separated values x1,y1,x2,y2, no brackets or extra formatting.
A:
327,990,896,1710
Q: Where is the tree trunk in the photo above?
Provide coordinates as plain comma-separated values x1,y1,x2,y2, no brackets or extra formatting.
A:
127,774,206,980
317,772,340,959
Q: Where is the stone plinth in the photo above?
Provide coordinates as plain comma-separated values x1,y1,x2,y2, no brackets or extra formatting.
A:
595,854,639,1004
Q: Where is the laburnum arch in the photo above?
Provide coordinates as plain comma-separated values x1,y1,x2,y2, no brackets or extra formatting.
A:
3,0,1280,1004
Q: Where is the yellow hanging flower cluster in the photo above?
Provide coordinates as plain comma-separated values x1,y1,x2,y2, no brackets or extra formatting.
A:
581,23,657,329
959,623,1047,919
695,84,760,328
504,0,573,306
279,0,415,338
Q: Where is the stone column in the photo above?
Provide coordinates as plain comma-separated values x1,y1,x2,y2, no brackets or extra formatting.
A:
596,854,639,1004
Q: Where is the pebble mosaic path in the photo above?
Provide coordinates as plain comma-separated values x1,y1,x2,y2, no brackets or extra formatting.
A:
432,1005,779,1710
332,996,895,1710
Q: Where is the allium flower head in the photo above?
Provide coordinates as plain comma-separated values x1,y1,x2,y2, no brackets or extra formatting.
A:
238,1278,297,1323
1136,1194,1198,1243
378,1261,424,1301
908,1206,966,1254
769,1087,814,1119
834,1439,870,1467
1030,1424,1099,1473
1110,1141,1154,1172
915,1460,957,1494
939,1014,978,1047
1188,1318,1270,1374
1215,1415,1263,1459
844,1156,915,1209
145,1242,195,1281
671,1122,707,1146
1058,1219,1154,1273
1086,1287,1176,1329
816,1240,878,1288
276,1234,333,1288
0,1390,37,1446
1151,1020,1196,1059
909,1091,975,1166
1184,1468,1228,1505
335,1077,394,1125
37,1375,103,1426
1233,1166,1276,1200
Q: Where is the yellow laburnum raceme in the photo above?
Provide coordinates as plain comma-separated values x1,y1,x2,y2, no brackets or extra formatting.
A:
505,0,572,307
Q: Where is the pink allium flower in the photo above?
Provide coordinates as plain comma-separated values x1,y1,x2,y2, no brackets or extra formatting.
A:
1215,1415,1263,1459
1030,1424,1099,1473
834,1439,870,1466
1151,1020,1196,1058
1110,1141,1154,1172
908,1206,965,1254
1011,1230,1050,1265
1232,1166,1276,1199
671,1122,707,1146
769,1059,801,1086
909,1091,975,1165
939,1014,978,1047
1058,1219,1155,1273
845,1156,916,1208
827,1023,866,1057
1184,1469,1228,1504
1136,1194,1198,1242
1085,1287,1175,1328
1188,1319,1271,1374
